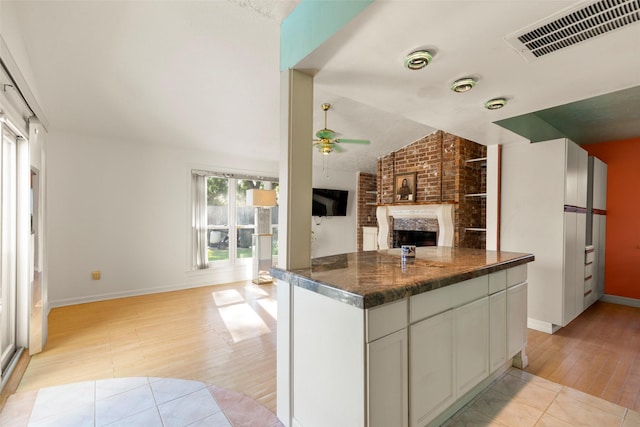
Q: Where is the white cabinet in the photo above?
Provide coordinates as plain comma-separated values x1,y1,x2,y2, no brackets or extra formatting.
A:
594,214,606,298
455,297,489,396
592,157,607,210
284,264,529,427
368,329,408,427
410,310,455,427
489,290,507,372
566,139,588,208
502,138,588,332
363,226,378,251
507,282,528,358
587,156,607,304
563,211,586,324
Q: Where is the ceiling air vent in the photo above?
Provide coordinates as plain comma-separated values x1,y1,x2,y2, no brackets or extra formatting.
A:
505,0,640,61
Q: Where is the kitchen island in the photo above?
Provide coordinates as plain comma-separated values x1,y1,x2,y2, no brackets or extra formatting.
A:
272,246,534,427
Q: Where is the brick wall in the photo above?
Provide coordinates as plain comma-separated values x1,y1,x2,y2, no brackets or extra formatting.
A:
356,172,378,251
356,131,486,249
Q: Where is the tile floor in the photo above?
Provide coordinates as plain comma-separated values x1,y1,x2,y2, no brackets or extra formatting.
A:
3,370,640,426
444,368,640,427
1,377,283,427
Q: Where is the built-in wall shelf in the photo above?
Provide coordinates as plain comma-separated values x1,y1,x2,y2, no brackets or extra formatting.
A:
464,193,487,198
465,228,486,232
466,157,487,165
364,190,378,206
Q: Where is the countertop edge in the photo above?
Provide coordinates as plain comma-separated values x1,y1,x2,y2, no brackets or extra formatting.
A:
271,252,534,310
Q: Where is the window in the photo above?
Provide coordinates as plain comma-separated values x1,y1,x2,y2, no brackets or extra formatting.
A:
192,171,278,269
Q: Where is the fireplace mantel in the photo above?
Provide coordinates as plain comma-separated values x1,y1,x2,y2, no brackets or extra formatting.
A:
376,204,455,249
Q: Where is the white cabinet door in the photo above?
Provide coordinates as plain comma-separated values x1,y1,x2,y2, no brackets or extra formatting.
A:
565,140,588,207
565,140,578,207
575,212,587,314
455,296,489,396
363,226,378,251
489,291,507,373
368,329,408,427
507,282,528,359
563,212,578,326
597,215,606,297
593,158,607,210
410,310,455,427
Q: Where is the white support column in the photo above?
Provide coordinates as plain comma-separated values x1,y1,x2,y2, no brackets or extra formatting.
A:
486,145,500,251
278,69,313,270
277,68,314,427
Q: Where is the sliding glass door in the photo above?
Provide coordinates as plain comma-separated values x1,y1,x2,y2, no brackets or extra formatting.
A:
0,127,17,375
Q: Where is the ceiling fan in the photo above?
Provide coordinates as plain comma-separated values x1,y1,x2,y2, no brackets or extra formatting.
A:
313,103,370,155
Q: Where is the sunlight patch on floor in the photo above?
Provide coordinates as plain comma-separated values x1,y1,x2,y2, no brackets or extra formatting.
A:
245,286,270,298
257,298,277,320
218,303,271,343
212,289,245,306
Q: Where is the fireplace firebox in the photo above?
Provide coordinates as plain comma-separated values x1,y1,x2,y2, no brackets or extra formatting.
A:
393,230,437,248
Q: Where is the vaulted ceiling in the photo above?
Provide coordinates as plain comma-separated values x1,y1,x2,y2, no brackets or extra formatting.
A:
7,1,640,174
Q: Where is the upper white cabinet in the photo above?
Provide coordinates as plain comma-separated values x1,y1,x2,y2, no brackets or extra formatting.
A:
592,157,608,210
502,138,589,333
565,140,588,208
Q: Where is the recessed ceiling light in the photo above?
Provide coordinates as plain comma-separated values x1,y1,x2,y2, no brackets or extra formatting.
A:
485,98,507,110
404,50,433,70
451,78,476,93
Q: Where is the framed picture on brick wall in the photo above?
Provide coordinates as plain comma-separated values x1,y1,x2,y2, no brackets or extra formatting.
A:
394,172,416,203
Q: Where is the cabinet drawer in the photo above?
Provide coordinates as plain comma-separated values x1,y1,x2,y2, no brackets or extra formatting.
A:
367,299,408,342
506,265,527,288
410,276,488,323
489,270,506,294
584,262,593,279
584,276,594,294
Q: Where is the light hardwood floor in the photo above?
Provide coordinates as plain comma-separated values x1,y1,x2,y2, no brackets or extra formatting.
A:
14,282,640,418
525,300,640,413
17,281,278,413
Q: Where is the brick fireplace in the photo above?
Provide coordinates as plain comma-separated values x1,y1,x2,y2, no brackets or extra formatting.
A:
357,131,486,250
375,203,455,249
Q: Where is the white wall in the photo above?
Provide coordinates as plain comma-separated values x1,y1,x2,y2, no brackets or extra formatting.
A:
47,132,278,307
311,166,358,258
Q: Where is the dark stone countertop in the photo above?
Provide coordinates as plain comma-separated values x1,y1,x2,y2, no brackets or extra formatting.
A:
270,247,534,309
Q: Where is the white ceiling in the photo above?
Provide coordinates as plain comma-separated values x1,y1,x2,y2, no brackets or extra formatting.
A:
8,1,640,174
9,0,293,161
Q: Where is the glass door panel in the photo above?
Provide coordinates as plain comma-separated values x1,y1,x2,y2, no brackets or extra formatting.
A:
0,129,17,374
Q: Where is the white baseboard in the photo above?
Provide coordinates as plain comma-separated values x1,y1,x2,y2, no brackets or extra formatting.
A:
48,269,252,308
527,318,562,334
600,294,640,308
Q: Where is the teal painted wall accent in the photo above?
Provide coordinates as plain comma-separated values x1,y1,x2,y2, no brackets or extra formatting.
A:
281,0,373,71
495,85,640,144
495,114,566,143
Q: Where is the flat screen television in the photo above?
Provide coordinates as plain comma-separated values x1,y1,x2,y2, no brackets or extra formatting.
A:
312,188,349,216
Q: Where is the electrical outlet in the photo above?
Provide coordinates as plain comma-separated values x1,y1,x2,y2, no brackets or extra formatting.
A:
92,271,101,280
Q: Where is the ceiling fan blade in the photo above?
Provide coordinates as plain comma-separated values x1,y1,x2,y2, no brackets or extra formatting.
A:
332,144,344,153
335,138,370,144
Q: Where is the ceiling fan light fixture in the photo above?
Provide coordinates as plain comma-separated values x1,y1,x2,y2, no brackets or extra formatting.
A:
319,144,332,155
404,50,433,70
451,77,476,93
485,98,507,110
